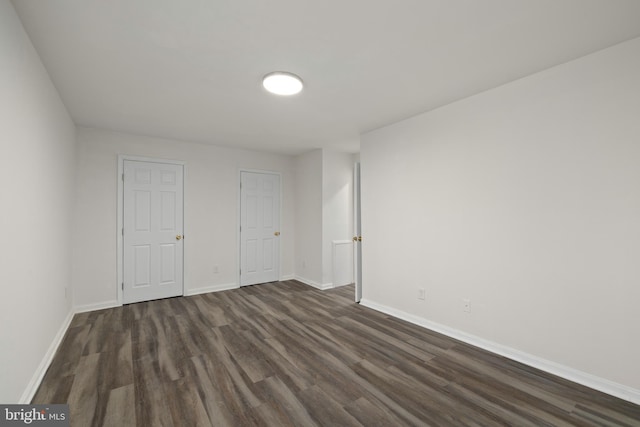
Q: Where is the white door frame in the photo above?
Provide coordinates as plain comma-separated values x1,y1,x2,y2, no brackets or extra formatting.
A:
237,169,283,287
117,155,187,305
354,162,362,302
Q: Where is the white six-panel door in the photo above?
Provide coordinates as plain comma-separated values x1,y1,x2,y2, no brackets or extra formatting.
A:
123,160,184,304
240,171,280,286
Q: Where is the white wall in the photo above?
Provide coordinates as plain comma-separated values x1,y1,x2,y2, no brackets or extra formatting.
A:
0,0,76,402
361,37,640,396
293,149,323,285
73,128,295,308
322,150,355,285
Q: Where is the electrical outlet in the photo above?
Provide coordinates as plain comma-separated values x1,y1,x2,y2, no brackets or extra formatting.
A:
302,260,306,269
418,288,426,300
213,265,219,274
463,298,471,313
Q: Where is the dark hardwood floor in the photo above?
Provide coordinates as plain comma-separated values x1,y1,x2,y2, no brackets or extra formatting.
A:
33,280,640,426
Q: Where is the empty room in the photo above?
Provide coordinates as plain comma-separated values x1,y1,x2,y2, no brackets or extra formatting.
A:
1,0,640,425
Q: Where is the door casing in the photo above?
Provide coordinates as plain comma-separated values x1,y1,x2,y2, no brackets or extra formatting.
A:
354,162,362,302
117,155,186,305
238,169,283,287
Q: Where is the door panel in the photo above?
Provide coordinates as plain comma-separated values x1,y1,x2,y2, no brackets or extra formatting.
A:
160,244,176,283
263,238,274,270
263,196,274,226
123,160,184,303
133,245,150,287
160,191,176,230
134,191,151,231
240,171,280,286
246,239,257,273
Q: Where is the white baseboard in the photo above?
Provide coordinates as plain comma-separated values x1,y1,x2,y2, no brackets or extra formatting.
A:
21,299,116,402
333,282,355,288
294,276,333,290
74,300,119,314
280,274,295,281
359,299,640,406
22,283,235,402
19,309,75,404
185,282,239,296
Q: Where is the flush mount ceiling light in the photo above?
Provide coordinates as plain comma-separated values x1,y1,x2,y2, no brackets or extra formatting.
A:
262,71,304,96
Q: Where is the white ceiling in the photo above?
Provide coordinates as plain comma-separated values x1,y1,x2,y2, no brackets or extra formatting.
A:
12,0,640,155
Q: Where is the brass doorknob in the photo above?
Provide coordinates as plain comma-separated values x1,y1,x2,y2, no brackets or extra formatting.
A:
176,235,183,240
358,236,362,242
274,231,280,236
353,236,358,242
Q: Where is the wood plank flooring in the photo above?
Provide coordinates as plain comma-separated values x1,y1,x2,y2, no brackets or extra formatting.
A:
33,281,640,426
